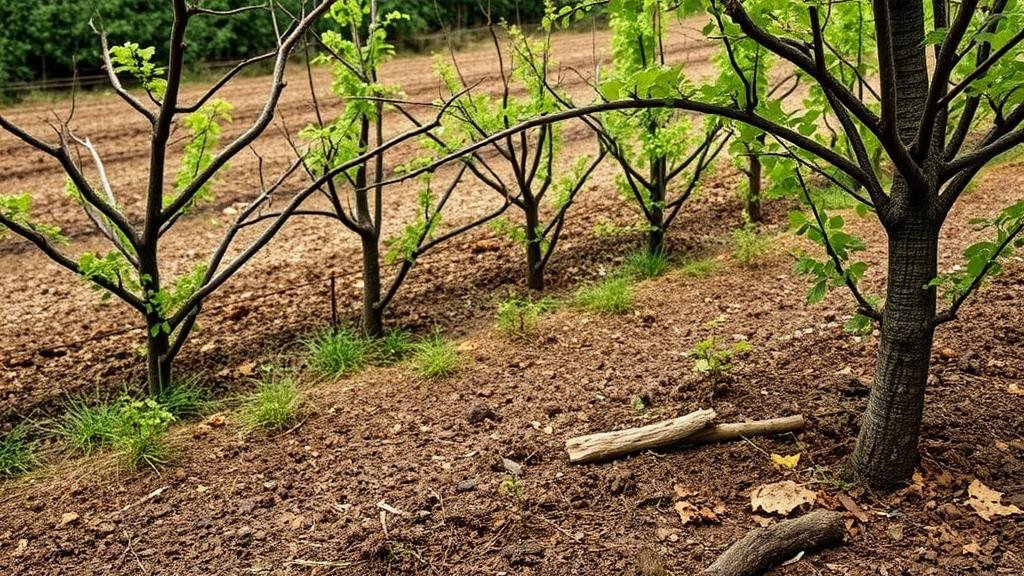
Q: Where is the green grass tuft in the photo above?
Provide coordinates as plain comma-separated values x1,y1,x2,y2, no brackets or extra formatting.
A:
374,329,413,365
495,297,557,338
730,226,775,267
56,398,122,456
679,257,719,277
411,331,462,378
305,327,372,378
618,250,671,280
0,424,39,479
240,376,304,434
574,277,634,314
155,376,210,419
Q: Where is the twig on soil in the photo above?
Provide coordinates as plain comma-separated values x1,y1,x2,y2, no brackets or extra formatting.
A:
565,413,805,464
120,486,167,513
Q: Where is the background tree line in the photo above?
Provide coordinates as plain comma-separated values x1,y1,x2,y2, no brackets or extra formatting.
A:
0,0,566,87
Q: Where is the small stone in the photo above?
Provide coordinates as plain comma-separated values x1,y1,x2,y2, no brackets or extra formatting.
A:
456,479,477,492
58,512,79,528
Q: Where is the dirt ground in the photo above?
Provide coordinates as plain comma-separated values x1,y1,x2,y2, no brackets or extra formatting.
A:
1,16,1023,576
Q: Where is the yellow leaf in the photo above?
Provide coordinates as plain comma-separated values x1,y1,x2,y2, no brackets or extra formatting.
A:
771,453,801,470
966,479,1022,521
1008,383,1023,396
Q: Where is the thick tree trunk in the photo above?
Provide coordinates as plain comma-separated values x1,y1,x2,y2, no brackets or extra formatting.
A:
851,213,938,487
524,201,545,291
360,233,384,338
648,156,666,255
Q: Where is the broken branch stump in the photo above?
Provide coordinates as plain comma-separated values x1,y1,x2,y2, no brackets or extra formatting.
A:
703,510,844,576
565,409,717,464
565,413,805,464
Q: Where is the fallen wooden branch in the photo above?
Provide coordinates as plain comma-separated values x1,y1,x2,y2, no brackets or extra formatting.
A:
566,409,717,464
703,510,844,576
565,412,805,464
684,415,805,445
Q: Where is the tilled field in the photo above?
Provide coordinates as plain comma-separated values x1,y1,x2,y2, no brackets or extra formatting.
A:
1,15,1023,576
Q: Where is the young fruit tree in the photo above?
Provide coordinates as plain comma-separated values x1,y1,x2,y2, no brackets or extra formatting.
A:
297,1,500,337
0,1,337,394
593,0,731,254
427,24,606,291
407,0,1024,488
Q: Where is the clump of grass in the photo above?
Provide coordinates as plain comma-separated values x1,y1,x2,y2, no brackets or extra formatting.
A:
496,297,557,338
155,376,210,419
374,329,413,365
574,277,634,314
411,330,461,378
679,257,719,277
619,250,671,280
305,327,372,377
240,376,304,434
731,225,775,266
688,336,753,379
0,424,39,479
56,398,122,456
112,399,175,471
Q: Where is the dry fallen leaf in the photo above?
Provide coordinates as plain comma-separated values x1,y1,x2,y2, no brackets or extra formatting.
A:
674,500,699,525
1008,383,1023,396
673,484,695,499
770,452,800,470
966,479,1022,521
963,540,982,556
673,500,720,526
750,480,817,515
237,361,257,376
837,493,870,523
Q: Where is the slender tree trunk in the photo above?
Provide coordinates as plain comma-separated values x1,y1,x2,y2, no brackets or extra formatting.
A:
360,232,384,338
524,200,544,291
145,329,172,396
851,211,938,487
648,156,666,255
746,151,763,223
139,252,171,395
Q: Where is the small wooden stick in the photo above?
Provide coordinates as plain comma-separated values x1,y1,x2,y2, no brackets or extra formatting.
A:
703,510,844,576
684,415,805,445
565,409,717,464
565,413,805,464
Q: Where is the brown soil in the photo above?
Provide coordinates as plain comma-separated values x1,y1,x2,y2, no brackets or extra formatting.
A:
2,16,1023,576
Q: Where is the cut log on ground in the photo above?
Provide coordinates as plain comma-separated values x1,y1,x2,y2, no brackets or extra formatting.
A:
565,409,717,464
684,415,805,445
703,510,844,576
565,413,805,464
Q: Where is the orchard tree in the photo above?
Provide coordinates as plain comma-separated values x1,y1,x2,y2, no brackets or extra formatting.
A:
428,24,606,291
405,0,1024,488
594,0,730,254
299,0,494,337
0,1,337,394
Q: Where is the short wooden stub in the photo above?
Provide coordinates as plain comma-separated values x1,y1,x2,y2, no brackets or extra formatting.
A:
703,509,844,576
565,408,717,464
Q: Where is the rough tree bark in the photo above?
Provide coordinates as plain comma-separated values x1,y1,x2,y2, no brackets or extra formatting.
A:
703,510,844,576
850,0,940,487
648,155,667,255
524,199,545,290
